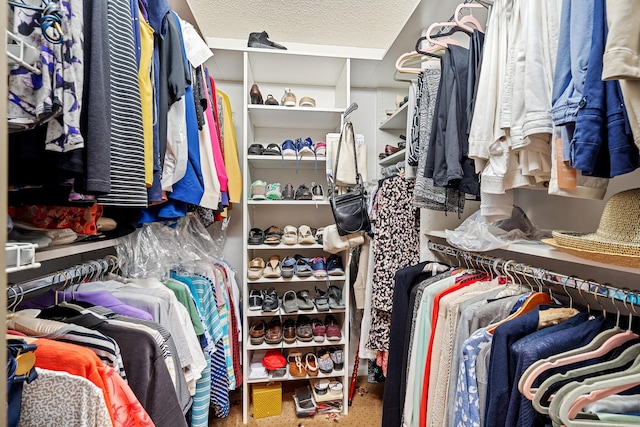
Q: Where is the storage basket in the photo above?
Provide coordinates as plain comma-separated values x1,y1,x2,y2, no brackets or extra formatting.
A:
252,382,282,419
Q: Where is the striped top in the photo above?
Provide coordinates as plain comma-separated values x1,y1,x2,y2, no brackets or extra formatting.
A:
98,0,148,207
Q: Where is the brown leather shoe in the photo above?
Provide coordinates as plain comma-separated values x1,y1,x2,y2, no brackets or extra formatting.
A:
283,318,296,344
250,83,263,104
265,317,282,344
379,144,401,159
296,315,313,342
249,320,266,345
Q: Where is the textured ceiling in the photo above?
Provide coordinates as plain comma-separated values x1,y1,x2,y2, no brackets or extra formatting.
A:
184,0,420,49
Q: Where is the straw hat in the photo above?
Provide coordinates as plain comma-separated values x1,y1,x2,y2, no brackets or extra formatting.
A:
542,188,640,268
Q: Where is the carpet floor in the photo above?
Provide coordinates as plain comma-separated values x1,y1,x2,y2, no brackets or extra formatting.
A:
209,376,384,426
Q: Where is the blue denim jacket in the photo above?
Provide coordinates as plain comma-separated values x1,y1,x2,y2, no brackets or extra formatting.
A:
571,0,639,178
551,0,594,126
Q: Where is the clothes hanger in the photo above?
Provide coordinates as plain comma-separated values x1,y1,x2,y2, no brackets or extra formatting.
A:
532,296,640,416
486,290,552,334
518,286,637,400
454,3,485,33
395,48,443,74
425,22,467,48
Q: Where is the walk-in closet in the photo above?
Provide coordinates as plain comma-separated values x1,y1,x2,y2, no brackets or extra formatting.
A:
4,0,640,426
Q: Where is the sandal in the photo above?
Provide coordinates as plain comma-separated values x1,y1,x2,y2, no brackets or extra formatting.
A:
249,289,263,310
262,288,279,312
281,256,296,278
282,290,299,313
297,225,316,245
327,285,346,309
296,290,314,310
263,255,281,278
248,227,265,245
248,143,264,155
263,143,281,156
283,225,298,245
263,225,283,245
305,353,319,377
247,257,265,280
314,287,330,312
288,351,306,377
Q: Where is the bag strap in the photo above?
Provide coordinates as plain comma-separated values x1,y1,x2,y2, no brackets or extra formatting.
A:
333,121,361,192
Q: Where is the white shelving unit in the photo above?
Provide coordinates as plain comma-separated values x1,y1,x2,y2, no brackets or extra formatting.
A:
378,102,408,130
379,148,406,167
241,49,351,424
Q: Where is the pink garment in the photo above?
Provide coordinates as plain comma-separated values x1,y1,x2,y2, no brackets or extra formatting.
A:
104,366,156,427
205,77,228,193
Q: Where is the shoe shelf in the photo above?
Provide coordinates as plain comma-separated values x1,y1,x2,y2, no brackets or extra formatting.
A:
246,370,345,384
247,307,346,318
248,243,324,250
246,275,346,284
248,105,344,130
246,337,346,351
378,148,406,166
247,199,329,206
247,155,327,170
378,102,409,130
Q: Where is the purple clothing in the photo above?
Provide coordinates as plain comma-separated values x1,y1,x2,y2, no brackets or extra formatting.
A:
18,289,153,321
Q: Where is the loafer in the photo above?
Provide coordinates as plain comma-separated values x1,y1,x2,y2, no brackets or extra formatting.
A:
247,31,287,50
265,316,282,344
283,318,296,344
296,315,313,342
249,83,263,104
325,315,342,342
249,320,266,345
264,94,279,105
311,318,326,342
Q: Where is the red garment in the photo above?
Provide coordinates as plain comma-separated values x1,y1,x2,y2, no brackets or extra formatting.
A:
104,365,156,427
226,286,242,386
9,203,103,235
419,272,490,427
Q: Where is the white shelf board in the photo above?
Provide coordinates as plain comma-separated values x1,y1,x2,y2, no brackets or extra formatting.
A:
247,200,329,206
378,148,406,166
378,103,408,130
246,370,345,384
247,155,326,170
34,238,119,262
247,307,346,318
426,231,640,275
247,337,345,351
248,105,343,130
247,275,346,284
248,243,323,250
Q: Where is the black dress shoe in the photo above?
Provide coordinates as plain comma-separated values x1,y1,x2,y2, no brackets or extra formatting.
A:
247,31,287,50
250,83,263,104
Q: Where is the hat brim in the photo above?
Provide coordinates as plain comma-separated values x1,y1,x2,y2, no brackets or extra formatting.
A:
542,238,640,268
551,230,640,257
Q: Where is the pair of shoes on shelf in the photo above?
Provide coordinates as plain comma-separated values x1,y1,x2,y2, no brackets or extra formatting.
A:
288,351,319,378
316,347,344,373
282,225,317,245
247,256,282,279
249,84,316,108
249,181,283,200
311,314,343,342
282,138,314,157
378,144,402,159
314,285,345,310
247,143,282,156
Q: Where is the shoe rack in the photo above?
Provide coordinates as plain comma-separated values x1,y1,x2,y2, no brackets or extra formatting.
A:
241,49,352,424
376,89,409,176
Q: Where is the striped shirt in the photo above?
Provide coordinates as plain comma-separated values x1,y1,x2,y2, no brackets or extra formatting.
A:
97,0,148,207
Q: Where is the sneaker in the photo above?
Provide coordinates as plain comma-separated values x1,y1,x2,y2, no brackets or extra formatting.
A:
281,139,296,157
281,88,296,107
282,183,295,200
311,257,327,277
311,318,326,342
262,287,279,312
311,182,324,201
314,141,327,156
295,137,315,157
296,315,313,342
329,347,344,370
327,255,344,276
265,182,282,200
316,347,334,373
249,289,263,310
295,184,313,200
250,180,267,200
325,315,342,342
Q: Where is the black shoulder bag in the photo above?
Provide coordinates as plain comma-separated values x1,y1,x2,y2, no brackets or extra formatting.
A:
330,121,371,236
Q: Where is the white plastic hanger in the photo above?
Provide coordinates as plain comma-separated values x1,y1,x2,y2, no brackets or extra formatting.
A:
6,30,41,75
425,22,465,48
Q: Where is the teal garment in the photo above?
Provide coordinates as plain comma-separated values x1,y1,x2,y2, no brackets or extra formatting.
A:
409,275,458,426
190,353,211,427
165,279,205,336
213,268,235,390
170,273,202,312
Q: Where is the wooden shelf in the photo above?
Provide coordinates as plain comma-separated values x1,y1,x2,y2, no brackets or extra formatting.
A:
247,275,346,284
247,200,329,206
246,370,345,384
247,307,346,318
248,105,343,130
378,148,406,166
247,155,326,170
426,231,640,275
247,337,345,351
378,103,408,130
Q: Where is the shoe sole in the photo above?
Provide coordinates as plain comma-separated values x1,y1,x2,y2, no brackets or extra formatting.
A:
249,305,262,311
283,337,297,344
250,336,265,345
298,148,314,156
313,336,325,343
284,101,296,107
313,271,327,277
282,149,296,157
265,338,282,344
251,196,266,200
327,270,344,276
312,195,324,201
297,336,313,342
327,336,342,342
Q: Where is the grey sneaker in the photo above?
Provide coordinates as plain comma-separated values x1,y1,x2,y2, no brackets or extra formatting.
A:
311,182,324,201
282,183,295,200
281,88,296,107
295,184,312,200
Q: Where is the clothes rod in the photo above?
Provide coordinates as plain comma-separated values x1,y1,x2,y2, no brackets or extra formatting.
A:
6,256,119,303
427,241,640,309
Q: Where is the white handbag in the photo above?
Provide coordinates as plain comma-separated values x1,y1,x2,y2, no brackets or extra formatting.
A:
326,128,367,186
322,224,365,254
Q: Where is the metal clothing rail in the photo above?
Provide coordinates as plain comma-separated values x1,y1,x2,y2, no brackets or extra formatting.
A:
6,256,119,305
427,241,640,310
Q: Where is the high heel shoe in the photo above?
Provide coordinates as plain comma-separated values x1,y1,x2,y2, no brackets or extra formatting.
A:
250,83,263,104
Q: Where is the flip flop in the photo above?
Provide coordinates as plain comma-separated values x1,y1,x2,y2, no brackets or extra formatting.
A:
263,255,282,278
263,225,283,245
296,290,315,310
298,225,316,245
247,257,265,280
314,286,330,312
